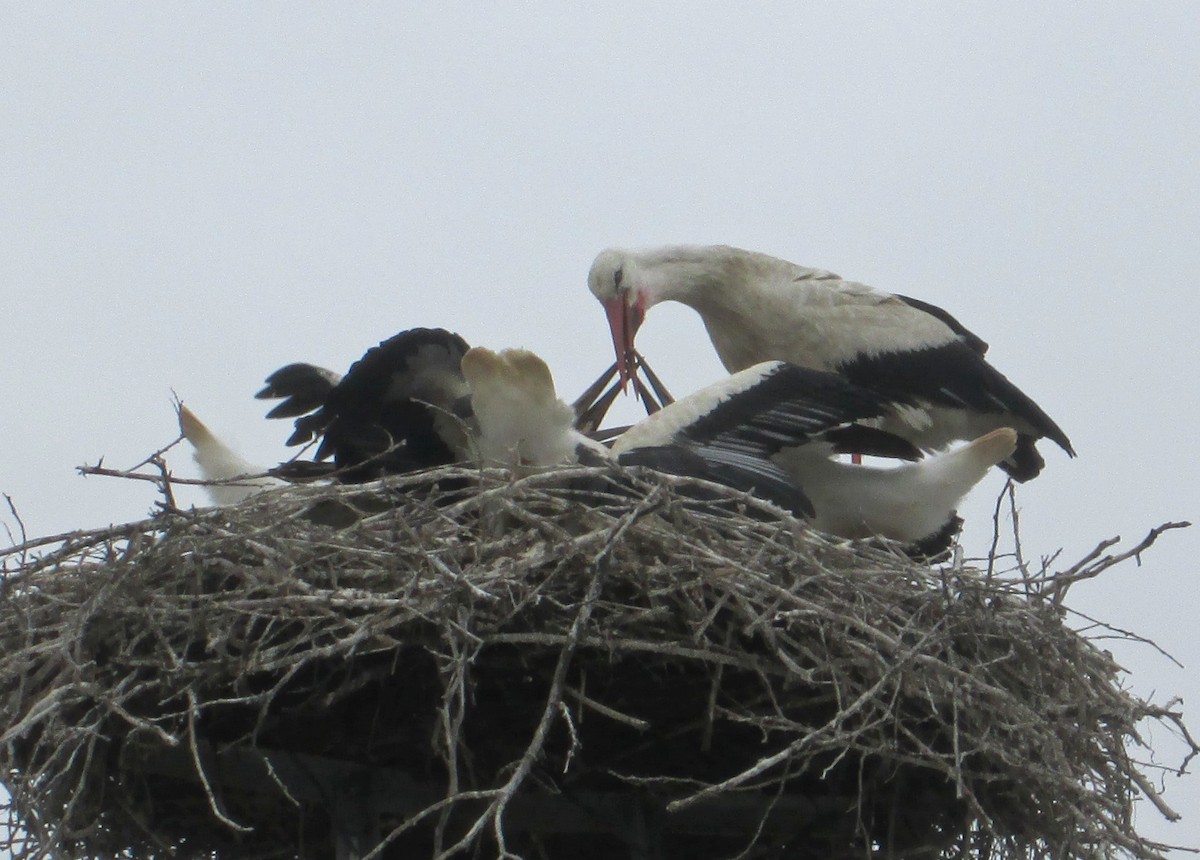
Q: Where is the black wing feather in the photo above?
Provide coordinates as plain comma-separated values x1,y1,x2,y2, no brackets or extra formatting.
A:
261,327,472,481
837,342,1074,457
617,444,814,519
820,425,923,461
614,363,922,516
677,363,922,460
256,363,343,419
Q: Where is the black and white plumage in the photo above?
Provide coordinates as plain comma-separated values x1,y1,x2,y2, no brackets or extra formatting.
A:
183,328,477,500
610,361,1016,544
461,347,824,516
588,244,1073,481
463,349,1016,548
256,328,474,481
184,329,1009,552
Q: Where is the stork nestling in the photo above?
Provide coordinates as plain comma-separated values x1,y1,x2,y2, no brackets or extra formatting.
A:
186,332,1010,552
460,347,596,466
588,244,1073,481
184,328,478,501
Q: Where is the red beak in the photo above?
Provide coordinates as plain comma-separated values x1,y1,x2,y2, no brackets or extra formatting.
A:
603,294,645,392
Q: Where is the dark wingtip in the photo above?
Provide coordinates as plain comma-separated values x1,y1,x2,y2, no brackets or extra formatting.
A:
284,413,328,448
1042,422,1075,458
266,401,308,420
285,428,312,447
256,363,340,402
1001,435,1045,482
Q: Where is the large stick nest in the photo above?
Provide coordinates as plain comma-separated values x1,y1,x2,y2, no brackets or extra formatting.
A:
0,466,1191,859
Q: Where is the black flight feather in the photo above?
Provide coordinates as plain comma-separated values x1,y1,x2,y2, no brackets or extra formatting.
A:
256,363,343,419
837,342,1074,462
260,327,472,482
616,445,814,519
675,363,920,461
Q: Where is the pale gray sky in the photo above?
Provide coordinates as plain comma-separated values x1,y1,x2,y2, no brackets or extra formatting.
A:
2,4,1197,853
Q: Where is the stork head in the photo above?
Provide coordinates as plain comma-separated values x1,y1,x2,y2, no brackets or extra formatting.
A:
588,249,649,391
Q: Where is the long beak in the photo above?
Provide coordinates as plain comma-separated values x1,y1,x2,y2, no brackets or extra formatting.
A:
603,294,644,392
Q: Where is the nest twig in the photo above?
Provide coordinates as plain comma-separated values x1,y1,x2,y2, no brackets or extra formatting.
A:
0,463,1193,860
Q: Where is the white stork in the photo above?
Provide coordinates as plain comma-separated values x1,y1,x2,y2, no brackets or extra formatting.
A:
182,327,476,502
588,244,1073,481
183,335,582,505
461,347,1017,551
186,329,1010,553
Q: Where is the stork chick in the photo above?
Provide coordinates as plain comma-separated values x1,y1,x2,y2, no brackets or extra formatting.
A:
460,347,593,466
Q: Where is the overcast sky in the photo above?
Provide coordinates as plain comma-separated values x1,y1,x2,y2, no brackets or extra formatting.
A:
2,4,1197,853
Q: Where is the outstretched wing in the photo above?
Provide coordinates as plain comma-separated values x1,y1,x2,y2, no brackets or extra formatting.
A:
835,340,1074,457
617,444,815,518
615,361,922,463
610,361,925,518
258,328,473,480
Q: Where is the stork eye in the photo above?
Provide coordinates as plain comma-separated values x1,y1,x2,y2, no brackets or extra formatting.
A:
613,265,624,291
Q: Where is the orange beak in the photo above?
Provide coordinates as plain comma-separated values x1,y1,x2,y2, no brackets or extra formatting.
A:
603,292,645,392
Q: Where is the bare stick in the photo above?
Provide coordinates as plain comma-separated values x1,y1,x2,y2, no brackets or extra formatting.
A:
1049,522,1190,606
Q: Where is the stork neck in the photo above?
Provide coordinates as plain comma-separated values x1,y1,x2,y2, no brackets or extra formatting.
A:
639,246,813,372
637,248,731,309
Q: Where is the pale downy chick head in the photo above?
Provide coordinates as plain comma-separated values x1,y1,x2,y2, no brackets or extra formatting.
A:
461,347,577,466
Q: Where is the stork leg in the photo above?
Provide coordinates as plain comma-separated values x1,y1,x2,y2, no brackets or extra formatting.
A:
572,362,618,422
575,380,624,435
633,351,676,406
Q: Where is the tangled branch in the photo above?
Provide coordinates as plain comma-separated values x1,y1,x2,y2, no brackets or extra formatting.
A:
0,464,1193,859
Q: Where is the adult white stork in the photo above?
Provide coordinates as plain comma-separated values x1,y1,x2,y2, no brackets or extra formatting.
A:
588,244,1073,481
462,347,1018,552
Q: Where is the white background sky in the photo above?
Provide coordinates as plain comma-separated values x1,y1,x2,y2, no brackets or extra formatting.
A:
2,4,1197,854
